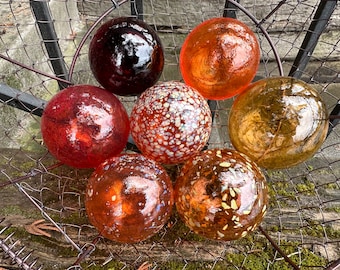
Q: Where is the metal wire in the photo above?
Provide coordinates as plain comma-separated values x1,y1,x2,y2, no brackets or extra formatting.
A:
0,0,339,269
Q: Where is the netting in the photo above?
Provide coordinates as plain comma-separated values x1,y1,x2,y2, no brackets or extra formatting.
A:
0,0,339,269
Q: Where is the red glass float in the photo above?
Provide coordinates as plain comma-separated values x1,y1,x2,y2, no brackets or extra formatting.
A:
130,81,212,164
85,153,173,243
175,148,268,241
228,77,329,169
180,17,260,100
89,17,164,96
41,85,130,168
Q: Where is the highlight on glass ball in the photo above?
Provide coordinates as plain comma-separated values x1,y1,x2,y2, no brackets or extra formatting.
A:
228,76,329,169
179,17,260,100
85,153,173,243
130,81,212,165
89,17,164,96
40,84,130,169
174,148,268,241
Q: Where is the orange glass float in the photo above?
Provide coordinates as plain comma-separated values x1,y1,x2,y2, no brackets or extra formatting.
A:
175,148,268,241
228,77,329,169
85,153,173,243
179,17,260,100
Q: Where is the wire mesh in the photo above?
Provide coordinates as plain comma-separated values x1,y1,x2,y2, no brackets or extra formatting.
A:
0,0,339,269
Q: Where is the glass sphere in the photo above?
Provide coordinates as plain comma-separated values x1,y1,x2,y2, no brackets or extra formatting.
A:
228,77,329,169
89,17,164,96
180,17,260,100
130,81,212,164
41,85,130,168
175,148,268,241
85,153,173,243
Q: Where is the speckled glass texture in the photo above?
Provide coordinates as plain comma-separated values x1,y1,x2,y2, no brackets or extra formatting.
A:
130,81,212,164
175,148,268,241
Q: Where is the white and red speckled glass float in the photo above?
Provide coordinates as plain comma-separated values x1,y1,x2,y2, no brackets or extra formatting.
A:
130,81,212,164
174,148,268,241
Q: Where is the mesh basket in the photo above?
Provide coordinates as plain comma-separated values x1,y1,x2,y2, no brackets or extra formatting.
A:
0,0,339,269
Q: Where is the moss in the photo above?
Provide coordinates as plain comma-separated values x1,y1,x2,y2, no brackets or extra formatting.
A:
56,210,89,226
307,165,314,171
156,260,233,270
296,178,316,195
0,204,39,219
5,73,23,89
83,261,126,269
20,117,45,153
325,206,340,213
267,180,296,208
301,220,340,239
224,238,327,270
324,183,339,190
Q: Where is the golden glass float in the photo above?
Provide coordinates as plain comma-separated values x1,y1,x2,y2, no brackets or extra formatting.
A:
228,76,329,169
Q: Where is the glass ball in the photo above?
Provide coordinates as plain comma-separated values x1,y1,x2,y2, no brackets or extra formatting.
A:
228,77,329,169
130,81,212,164
180,17,260,100
41,85,130,168
175,148,268,241
85,153,173,243
89,17,164,96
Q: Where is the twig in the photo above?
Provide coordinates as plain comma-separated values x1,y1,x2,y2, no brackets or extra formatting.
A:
0,162,63,188
258,226,300,270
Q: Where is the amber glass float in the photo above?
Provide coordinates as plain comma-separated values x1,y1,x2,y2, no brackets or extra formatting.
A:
228,77,329,169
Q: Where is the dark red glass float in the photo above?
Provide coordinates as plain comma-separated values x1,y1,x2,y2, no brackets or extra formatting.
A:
89,17,164,96
85,153,173,243
175,148,268,241
180,17,260,100
41,85,130,168
130,81,212,164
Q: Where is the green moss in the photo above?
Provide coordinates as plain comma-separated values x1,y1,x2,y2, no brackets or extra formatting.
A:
324,183,339,190
267,180,295,208
224,238,327,270
307,165,314,171
0,204,39,219
5,73,23,89
325,206,340,213
83,261,126,269
301,220,340,239
56,211,89,226
296,178,316,195
20,117,45,153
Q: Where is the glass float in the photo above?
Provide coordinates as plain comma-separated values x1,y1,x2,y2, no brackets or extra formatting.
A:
85,153,173,243
180,17,260,100
130,81,212,164
41,85,130,168
89,17,164,96
228,77,329,169
175,148,268,241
